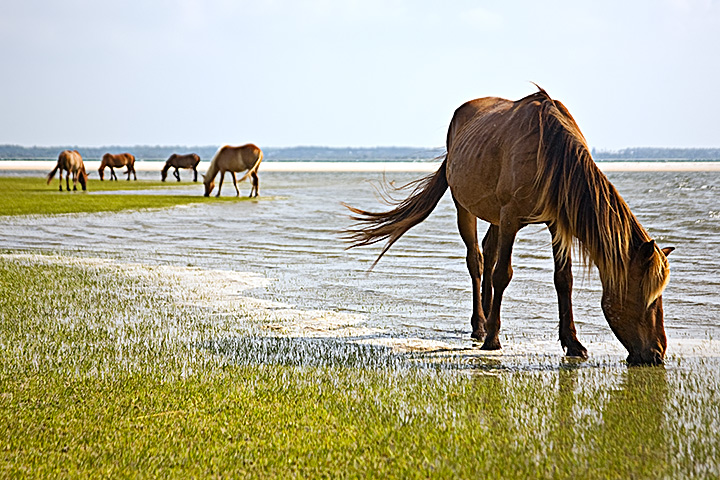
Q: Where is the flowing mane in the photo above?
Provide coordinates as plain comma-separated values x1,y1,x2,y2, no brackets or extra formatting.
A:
531,89,669,300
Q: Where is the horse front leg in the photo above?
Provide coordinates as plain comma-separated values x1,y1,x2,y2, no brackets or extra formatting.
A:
72,171,78,191
216,171,225,197
548,223,588,359
481,225,498,318
230,172,239,197
173,168,180,182
454,199,486,339
110,167,117,181
481,212,520,351
65,171,70,191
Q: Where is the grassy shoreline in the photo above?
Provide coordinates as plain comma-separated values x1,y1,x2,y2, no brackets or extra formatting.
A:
1,252,718,478
0,177,254,216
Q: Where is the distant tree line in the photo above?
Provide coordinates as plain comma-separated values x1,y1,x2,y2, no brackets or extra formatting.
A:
2,144,718,161
0,144,446,162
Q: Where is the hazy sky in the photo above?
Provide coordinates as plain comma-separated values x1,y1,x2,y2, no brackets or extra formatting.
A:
1,0,719,149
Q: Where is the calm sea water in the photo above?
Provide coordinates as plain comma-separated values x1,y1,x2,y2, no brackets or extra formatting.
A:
1,168,718,365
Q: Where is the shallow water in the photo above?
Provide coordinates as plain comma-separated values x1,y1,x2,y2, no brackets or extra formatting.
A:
1,169,719,367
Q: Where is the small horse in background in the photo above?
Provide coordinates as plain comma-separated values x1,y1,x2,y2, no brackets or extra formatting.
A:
99,153,137,181
203,144,263,197
345,87,674,366
161,153,201,182
47,150,88,191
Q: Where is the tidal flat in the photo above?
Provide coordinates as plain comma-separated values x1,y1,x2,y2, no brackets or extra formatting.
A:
0,168,719,477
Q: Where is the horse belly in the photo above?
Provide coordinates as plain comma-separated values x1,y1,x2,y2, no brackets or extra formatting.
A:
447,150,505,225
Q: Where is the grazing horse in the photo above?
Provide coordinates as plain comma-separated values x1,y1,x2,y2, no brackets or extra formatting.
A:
161,153,201,182
203,144,263,197
99,153,137,181
47,150,88,191
345,87,673,366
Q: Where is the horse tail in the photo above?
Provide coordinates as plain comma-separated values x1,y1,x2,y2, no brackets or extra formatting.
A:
46,163,60,184
239,149,263,182
343,157,449,268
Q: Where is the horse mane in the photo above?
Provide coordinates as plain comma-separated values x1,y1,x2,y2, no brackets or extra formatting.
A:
205,146,226,181
530,88,668,299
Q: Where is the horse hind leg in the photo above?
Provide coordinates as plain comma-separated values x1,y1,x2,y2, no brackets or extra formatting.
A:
250,171,259,197
65,171,70,191
481,225,498,318
549,223,588,359
454,199,486,339
481,211,520,351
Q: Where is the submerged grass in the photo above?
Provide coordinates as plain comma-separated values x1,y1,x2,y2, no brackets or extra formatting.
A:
0,253,719,478
0,177,252,216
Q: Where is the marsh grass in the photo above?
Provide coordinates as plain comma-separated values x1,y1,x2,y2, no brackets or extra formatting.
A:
1,253,719,478
0,177,252,216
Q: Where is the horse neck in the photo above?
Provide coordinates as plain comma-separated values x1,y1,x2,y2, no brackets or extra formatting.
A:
205,160,219,181
534,101,650,292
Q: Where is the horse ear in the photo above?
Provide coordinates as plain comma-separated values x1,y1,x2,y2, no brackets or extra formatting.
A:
661,246,675,257
637,240,656,263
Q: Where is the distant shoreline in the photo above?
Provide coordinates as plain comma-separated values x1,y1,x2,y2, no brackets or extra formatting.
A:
2,160,720,172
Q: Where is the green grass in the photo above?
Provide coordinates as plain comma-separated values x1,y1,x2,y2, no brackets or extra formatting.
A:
0,177,253,216
0,253,719,478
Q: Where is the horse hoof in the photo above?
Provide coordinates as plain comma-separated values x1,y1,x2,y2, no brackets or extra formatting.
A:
480,337,501,351
564,345,588,359
470,329,485,341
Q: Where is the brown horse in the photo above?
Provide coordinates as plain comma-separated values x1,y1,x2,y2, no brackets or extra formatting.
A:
345,87,673,366
161,153,201,182
203,144,263,197
99,153,137,181
47,150,88,191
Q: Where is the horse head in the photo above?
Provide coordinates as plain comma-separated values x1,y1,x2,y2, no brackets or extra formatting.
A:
79,168,88,191
601,241,674,366
203,174,214,197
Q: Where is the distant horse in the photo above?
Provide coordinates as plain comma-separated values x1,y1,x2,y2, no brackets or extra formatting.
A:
47,150,88,191
345,87,674,366
99,153,137,181
161,153,201,182
203,144,263,197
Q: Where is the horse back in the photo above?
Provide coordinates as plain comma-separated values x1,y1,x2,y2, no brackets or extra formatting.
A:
59,149,83,171
103,152,135,167
217,144,263,171
445,94,547,223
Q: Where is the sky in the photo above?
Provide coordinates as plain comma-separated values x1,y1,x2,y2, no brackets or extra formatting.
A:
1,0,719,149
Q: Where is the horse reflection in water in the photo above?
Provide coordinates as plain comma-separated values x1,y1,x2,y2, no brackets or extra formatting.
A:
549,365,668,472
345,87,673,366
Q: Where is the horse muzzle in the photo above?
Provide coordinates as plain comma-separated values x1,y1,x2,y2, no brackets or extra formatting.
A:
626,347,665,366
